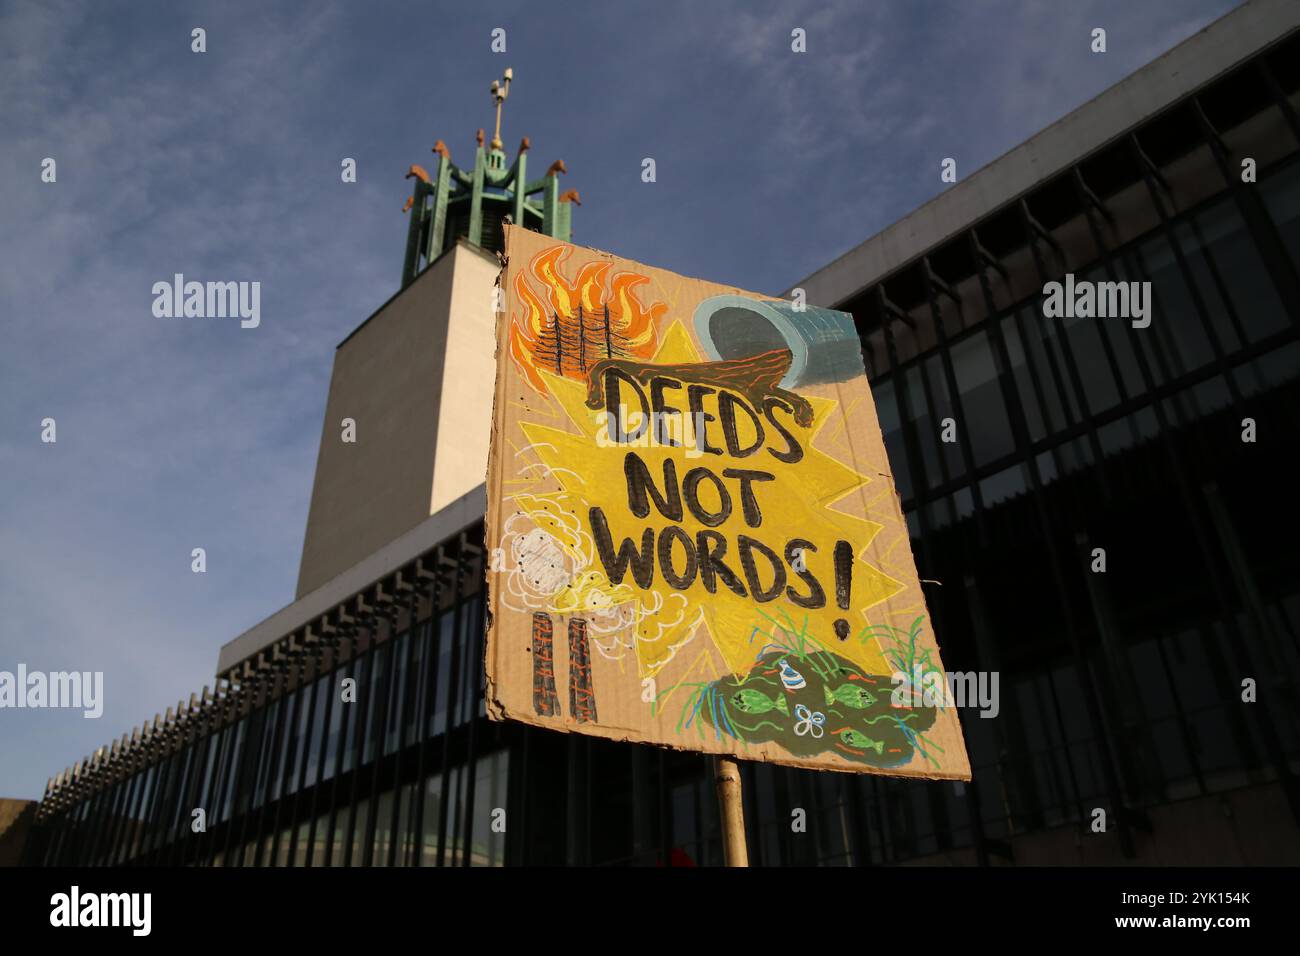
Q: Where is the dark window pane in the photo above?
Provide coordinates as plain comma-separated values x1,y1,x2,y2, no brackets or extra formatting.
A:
1001,314,1049,442
420,771,444,866
323,672,344,781
198,732,219,814
348,796,369,865
1254,340,1300,389
272,692,299,802
978,464,1028,508
469,749,510,866
363,643,391,765
1262,158,1300,282
951,330,1016,465
1021,307,1079,433
285,684,315,797
1095,262,1152,399
1189,374,1233,417
304,673,328,786
406,622,431,743
1098,406,1158,456
372,788,395,867
431,614,454,737
219,718,246,823
1174,210,1244,353
384,633,408,756
1135,235,1215,376
926,354,965,479
872,381,912,500
1062,269,1123,414
905,365,944,490
342,653,370,774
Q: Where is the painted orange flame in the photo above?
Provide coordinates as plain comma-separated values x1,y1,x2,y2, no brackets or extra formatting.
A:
509,245,665,395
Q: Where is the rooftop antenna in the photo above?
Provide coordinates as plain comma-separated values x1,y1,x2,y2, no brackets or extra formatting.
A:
489,67,513,150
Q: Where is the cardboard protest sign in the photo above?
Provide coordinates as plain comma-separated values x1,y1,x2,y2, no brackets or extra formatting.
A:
485,226,970,779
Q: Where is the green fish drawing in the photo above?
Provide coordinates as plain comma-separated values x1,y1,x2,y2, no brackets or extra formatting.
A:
824,684,878,709
838,729,885,754
731,689,789,715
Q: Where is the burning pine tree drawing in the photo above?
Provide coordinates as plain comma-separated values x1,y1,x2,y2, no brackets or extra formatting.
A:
508,244,666,395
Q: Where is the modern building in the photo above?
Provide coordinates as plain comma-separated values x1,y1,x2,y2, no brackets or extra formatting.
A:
22,0,1300,867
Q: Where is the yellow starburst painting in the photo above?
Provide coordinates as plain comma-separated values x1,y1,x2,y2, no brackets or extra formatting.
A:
486,226,970,779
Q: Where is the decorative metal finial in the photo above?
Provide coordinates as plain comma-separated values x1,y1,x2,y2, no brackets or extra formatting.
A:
489,67,513,150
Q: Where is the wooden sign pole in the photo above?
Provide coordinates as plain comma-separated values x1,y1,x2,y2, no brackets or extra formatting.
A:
712,755,749,867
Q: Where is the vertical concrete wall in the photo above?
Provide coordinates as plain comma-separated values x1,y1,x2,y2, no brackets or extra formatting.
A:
431,245,502,515
295,240,500,598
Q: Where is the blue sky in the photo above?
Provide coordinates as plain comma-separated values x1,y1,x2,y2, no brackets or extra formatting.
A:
0,0,1242,799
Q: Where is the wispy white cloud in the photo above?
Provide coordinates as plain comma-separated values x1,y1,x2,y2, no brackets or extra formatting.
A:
690,0,1241,287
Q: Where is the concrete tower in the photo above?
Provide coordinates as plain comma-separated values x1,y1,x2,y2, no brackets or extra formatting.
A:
295,69,579,598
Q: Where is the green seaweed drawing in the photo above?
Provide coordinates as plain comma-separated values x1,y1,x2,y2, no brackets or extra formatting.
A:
656,617,945,768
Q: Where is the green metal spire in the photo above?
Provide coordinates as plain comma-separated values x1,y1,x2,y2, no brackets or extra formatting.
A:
400,67,579,288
